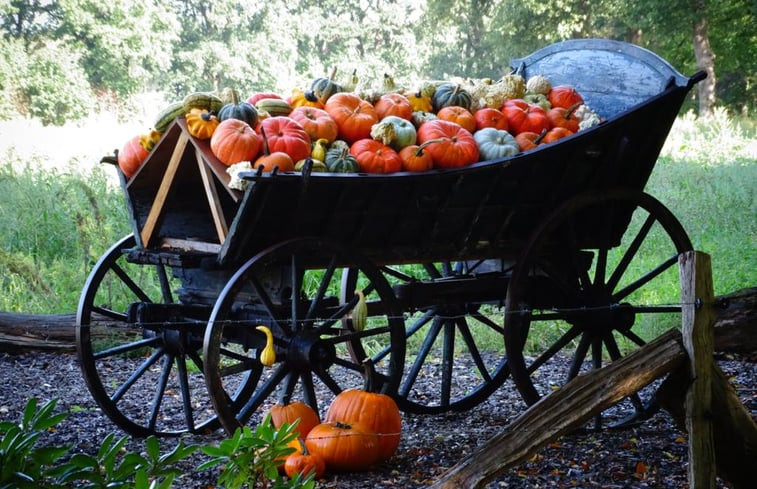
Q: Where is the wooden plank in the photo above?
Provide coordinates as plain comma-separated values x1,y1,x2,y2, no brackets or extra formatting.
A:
158,237,221,254
140,132,189,248
195,148,228,243
679,251,716,488
429,328,686,489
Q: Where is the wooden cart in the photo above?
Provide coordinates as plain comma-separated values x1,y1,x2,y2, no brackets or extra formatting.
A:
76,39,705,436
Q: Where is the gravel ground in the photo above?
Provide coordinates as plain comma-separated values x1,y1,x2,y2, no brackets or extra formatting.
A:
1,351,754,488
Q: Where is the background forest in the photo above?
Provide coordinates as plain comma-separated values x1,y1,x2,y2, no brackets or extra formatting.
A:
1,0,755,126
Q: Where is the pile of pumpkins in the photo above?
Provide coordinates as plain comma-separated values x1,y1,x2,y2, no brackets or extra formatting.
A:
267,362,402,480
117,68,602,180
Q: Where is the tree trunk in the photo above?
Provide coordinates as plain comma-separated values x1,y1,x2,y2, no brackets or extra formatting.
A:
692,0,717,116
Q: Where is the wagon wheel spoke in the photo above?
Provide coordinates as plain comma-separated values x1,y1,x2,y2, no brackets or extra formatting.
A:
525,325,581,375
617,327,647,347
313,364,349,394
611,253,680,302
110,262,153,304
440,319,456,407
566,333,592,382
93,336,161,360
372,309,435,364
398,316,444,398
176,354,195,432
148,353,175,431
306,255,338,321
456,317,492,383
470,309,504,335
111,348,164,403
245,273,291,335
237,364,288,422
91,305,129,322
606,213,656,292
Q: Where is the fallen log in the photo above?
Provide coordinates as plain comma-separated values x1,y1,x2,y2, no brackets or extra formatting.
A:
0,312,130,352
0,287,754,352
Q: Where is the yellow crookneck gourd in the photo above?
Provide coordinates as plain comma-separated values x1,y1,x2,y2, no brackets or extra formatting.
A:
256,325,276,366
352,289,367,332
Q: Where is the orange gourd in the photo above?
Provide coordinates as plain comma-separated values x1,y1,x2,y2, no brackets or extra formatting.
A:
324,360,402,462
305,421,379,472
324,93,378,144
257,116,311,162
473,107,509,132
117,135,149,179
436,106,476,133
289,106,338,143
374,93,413,121
210,119,261,166
548,85,584,109
349,139,402,173
416,119,479,168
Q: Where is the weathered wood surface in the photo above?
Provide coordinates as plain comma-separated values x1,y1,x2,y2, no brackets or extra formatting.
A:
1,288,753,352
679,251,716,488
429,329,687,489
0,312,131,352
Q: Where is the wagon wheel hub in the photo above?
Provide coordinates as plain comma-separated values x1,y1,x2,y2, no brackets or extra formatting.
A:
286,330,336,371
569,285,636,334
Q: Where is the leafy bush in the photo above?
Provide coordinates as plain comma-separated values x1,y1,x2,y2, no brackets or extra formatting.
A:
1,399,314,489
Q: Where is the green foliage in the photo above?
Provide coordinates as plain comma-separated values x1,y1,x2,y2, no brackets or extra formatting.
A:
198,415,313,489
0,157,129,313
0,398,69,488
0,398,198,489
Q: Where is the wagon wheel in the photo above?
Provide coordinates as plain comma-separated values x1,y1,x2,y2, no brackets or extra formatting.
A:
504,190,692,426
203,237,406,435
76,234,236,436
343,261,511,414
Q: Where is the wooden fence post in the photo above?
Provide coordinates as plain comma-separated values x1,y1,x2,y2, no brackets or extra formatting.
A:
679,250,716,488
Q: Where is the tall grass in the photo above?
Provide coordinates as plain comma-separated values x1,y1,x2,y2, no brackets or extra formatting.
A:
0,110,754,315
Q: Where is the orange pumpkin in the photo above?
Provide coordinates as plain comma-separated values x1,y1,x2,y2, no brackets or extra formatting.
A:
502,100,550,135
305,421,379,471
398,142,434,172
374,93,413,121
324,93,378,144
542,126,574,144
547,102,581,133
210,119,261,166
324,361,402,462
253,126,295,172
514,129,547,152
257,116,311,162
473,107,509,132
349,139,402,174
416,119,479,168
117,134,149,179
548,85,584,109
284,439,326,480
269,400,321,439
436,106,476,133
289,106,338,143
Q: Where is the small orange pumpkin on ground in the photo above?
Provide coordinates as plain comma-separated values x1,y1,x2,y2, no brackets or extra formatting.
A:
284,438,326,480
269,398,321,439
